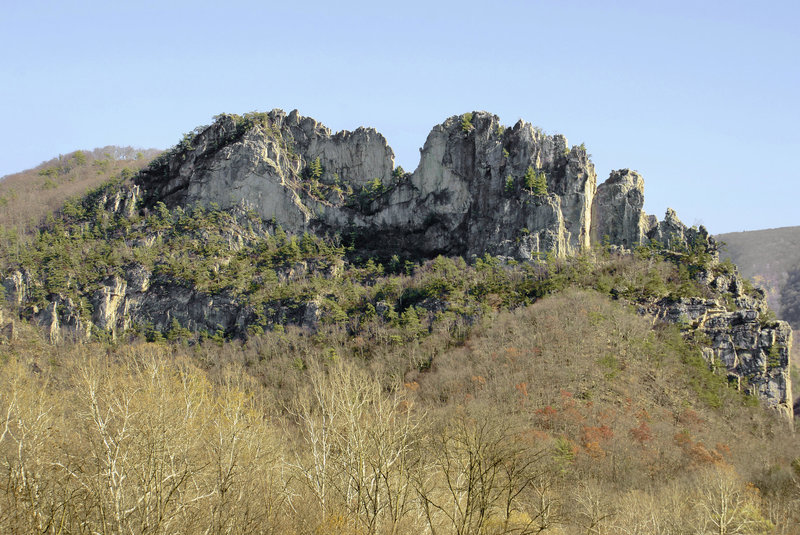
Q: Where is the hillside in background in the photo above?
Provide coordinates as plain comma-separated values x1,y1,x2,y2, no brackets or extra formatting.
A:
0,146,159,234
718,227,800,328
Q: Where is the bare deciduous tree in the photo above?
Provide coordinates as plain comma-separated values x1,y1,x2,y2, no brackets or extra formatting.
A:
414,407,551,535
291,361,420,534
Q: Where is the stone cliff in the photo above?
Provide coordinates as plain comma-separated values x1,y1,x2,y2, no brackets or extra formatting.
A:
1,108,793,418
140,110,722,263
136,109,793,418
138,110,602,259
635,222,793,418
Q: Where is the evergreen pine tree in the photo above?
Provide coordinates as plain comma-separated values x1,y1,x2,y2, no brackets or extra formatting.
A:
523,167,548,195
533,171,548,196
505,174,515,194
523,166,536,192
309,157,323,180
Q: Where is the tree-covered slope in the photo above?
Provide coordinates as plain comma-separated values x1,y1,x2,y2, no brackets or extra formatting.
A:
0,288,797,533
0,112,797,533
0,139,793,416
0,146,159,235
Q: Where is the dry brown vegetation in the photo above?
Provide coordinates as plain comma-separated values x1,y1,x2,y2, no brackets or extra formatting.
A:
718,226,800,327
0,147,159,234
1,289,798,534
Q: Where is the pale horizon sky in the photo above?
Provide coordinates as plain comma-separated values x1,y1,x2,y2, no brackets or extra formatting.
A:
1,0,798,234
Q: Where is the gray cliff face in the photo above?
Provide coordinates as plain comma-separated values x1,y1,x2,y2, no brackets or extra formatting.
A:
13,264,334,345
282,109,396,189
591,169,648,248
138,110,599,259
653,282,793,418
139,110,396,235
647,208,692,248
400,113,595,258
629,210,793,417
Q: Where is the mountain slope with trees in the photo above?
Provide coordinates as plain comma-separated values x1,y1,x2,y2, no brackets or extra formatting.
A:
718,226,800,326
0,112,798,533
0,287,797,533
0,146,159,234
2,109,792,416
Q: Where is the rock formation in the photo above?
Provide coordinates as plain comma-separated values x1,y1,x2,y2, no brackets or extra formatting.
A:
1,108,793,417
649,268,793,418
138,110,600,259
137,109,797,417
591,169,650,248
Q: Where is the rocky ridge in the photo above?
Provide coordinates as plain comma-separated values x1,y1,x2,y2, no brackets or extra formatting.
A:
645,263,792,418
0,109,793,417
139,110,601,259
138,110,721,262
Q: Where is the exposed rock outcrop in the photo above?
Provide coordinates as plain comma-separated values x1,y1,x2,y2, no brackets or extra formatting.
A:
91,276,129,337
397,113,596,258
591,169,649,248
35,274,326,342
139,109,722,264
654,290,792,417
3,108,792,418
648,208,693,248
630,211,794,417
138,110,599,259
139,111,395,235
38,301,60,343
2,270,34,307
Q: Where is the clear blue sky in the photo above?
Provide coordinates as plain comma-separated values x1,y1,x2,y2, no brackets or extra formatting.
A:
2,0,798,234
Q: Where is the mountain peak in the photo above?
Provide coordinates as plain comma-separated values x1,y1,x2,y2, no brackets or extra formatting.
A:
136,109,698,261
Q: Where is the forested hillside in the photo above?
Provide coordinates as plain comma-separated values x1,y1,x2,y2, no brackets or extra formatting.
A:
0,146,159,234
0,121,798,533
0,287,797,534
718,227,800,327
0,172,795,532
